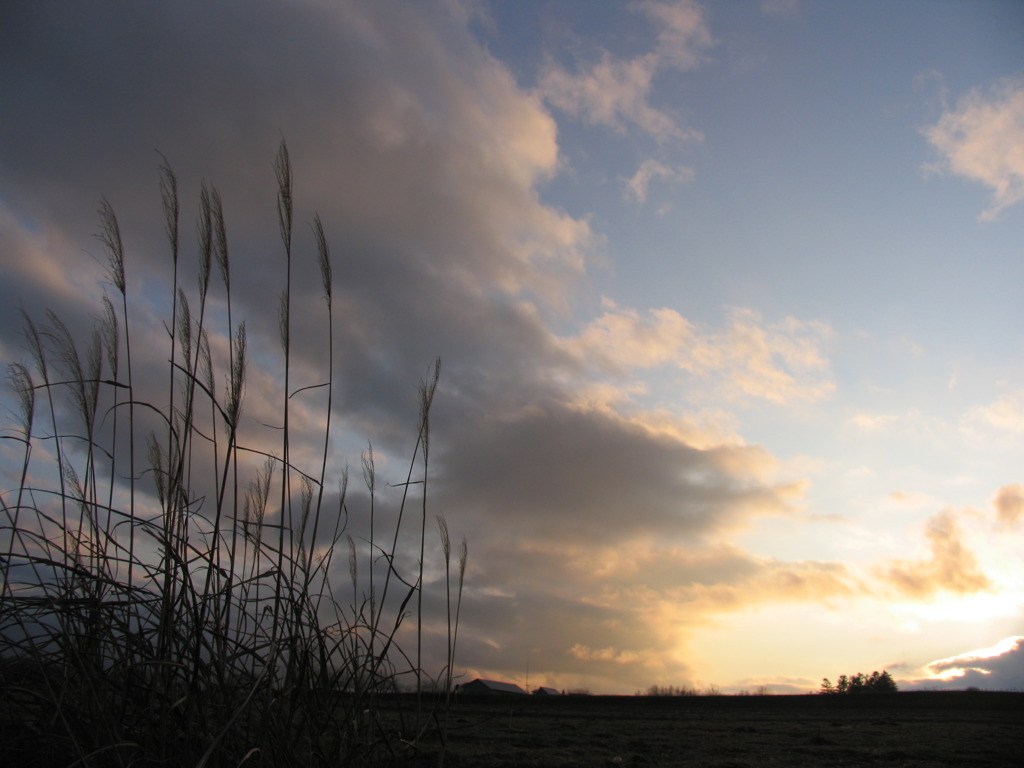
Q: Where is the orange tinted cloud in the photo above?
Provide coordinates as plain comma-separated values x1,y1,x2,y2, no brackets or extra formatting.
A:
560,305,834,405
994,484,1024,529
881,511,992,598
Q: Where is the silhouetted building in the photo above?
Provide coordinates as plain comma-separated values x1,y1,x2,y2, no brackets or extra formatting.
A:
533,686,561,696
456,678,528,695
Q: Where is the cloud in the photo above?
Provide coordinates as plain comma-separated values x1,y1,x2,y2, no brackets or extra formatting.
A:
0,0,593,431
560,304,835,404
881,510,992,599
848,412,899,432
5,0,1011,698
901,636,1024,691
537,0,710,141
994,484,1024,529
0,0,827,696
624,159,695,203
963,389,1024,433
437,401,801,548
539,53,692,140
924,77,1024,221
636,0,714,71
0,206,109,327
760,0,799,17
447,532,858,692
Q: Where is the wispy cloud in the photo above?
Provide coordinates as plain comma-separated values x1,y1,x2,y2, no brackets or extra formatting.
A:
636,0,714,71
537,0,710,141
925,77,1024,221
848,412,900,432
624,158,695,203
760,0,799,17
963,389,1024,433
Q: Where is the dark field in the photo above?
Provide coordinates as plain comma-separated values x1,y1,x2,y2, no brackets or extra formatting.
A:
428,692,1024,767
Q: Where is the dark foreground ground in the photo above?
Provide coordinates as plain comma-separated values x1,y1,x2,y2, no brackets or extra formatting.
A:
425,691,1023,767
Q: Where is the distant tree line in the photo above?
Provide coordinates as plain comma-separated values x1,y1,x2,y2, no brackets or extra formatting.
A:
820,670,898,694
641,684,721,696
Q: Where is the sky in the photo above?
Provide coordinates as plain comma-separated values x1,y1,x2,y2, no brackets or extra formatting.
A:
1,0,1023,694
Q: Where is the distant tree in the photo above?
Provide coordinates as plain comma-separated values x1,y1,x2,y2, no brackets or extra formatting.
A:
821,670,898,694
871,670,898,693
643,684,700,696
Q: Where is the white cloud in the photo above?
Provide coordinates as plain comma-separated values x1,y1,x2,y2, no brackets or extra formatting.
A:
539,53,690,140
537,0,710,141
925,77,1024,221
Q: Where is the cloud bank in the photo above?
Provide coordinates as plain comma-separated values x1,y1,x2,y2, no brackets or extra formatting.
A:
0,0,830,694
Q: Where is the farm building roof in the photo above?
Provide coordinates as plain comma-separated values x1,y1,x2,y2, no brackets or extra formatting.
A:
459,678,528,695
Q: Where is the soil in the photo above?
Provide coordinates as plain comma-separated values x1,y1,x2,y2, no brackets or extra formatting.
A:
419,691,1024,767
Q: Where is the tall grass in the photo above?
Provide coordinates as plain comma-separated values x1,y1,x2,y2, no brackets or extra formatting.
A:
0,142,466,767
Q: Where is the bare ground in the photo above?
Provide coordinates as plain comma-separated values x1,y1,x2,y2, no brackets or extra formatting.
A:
417,691,1023,767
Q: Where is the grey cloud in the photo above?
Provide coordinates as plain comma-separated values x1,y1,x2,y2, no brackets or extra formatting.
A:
437,401,797,545
0,0,815,694
899,636,1024,691
1,0,585,440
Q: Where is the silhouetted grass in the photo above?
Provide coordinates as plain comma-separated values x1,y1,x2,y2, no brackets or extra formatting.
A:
0,142,465,767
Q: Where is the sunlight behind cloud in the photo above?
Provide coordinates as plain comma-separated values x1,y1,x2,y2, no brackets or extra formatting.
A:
906,636,1024,689
894,594,1020,627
